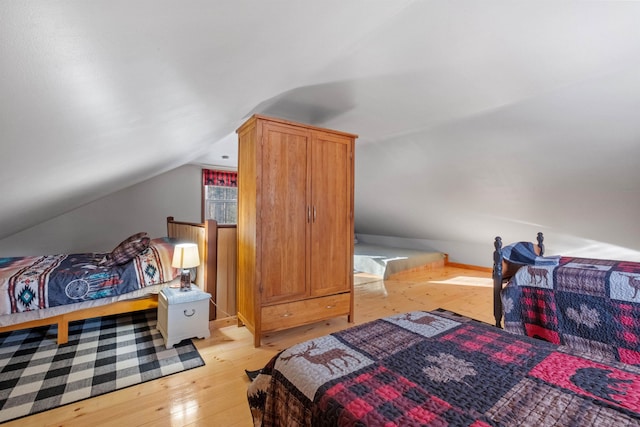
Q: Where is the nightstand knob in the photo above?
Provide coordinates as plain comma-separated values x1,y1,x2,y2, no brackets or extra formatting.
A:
184,309,196,317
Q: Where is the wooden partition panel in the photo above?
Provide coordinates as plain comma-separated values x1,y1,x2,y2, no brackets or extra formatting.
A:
167,217,218,320
216,225,237,319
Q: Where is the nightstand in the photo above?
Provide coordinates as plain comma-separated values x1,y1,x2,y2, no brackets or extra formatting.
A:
157,285,211,348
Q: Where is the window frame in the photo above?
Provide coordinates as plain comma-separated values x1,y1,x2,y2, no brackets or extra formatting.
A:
201,169,238,225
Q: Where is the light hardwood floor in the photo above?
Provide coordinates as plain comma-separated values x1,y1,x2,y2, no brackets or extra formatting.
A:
9,265,493,427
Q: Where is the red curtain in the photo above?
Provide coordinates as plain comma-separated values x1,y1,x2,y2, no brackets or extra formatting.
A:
202,169,237,187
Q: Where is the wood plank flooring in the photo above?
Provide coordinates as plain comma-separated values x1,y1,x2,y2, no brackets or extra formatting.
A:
8,266,492,427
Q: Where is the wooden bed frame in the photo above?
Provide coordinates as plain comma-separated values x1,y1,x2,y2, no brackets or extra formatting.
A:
492,232,544,328
0,216,218,344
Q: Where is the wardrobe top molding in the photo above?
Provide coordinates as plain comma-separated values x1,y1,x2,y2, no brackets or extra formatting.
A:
236,114,359,139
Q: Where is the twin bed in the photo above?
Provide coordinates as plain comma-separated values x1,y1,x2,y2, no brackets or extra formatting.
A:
0,216,217,344
494,233,640,366
248,233,640,426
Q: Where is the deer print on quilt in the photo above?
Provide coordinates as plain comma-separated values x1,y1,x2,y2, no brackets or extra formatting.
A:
247,309,640,426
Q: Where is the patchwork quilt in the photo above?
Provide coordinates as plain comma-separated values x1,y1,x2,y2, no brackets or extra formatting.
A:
248,309,640,426
502,257,640,365
0,239,176,316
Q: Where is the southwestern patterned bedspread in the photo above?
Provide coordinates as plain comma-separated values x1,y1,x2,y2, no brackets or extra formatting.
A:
0,238,176,316
503,256,640,365
248,309,640,426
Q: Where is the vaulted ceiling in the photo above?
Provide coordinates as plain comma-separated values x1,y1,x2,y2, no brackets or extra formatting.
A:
2,1,640,257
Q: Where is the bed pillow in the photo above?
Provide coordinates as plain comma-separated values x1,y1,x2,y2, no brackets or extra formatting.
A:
101,232,150,267
132,237,179,285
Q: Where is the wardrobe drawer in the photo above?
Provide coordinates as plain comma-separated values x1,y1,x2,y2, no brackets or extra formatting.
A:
261,293,351,332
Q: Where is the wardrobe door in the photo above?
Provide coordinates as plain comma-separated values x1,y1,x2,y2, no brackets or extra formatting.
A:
259,122,310,304
309,131,353,297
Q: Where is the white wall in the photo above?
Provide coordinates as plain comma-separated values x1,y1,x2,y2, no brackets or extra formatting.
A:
0,165,202,257
356,232,640,268
356,233,492,268
6,161,640,265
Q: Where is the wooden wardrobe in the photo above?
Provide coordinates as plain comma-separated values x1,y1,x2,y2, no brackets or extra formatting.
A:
236,115,357,347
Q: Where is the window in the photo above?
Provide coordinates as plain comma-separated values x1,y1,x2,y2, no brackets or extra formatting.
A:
202,169,237,224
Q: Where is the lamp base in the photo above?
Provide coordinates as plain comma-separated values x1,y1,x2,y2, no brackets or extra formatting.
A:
180,270,192,291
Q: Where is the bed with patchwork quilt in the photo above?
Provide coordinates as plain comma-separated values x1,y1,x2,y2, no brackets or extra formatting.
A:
501,254,640,365
247,309,640,426
493,233,640,365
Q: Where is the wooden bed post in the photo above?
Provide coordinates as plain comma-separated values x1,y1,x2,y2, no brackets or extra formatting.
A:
492,236,503,328
166,216,174,236
537,232,545,256
492,232,545,329
57,320,69,345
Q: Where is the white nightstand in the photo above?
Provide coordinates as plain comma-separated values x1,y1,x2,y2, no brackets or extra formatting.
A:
157,285,211,348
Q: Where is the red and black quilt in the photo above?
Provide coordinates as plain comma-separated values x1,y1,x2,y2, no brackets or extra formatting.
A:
248,309,640,426
503,256,640,365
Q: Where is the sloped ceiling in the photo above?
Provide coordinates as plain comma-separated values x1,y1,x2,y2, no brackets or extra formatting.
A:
2,1,640,257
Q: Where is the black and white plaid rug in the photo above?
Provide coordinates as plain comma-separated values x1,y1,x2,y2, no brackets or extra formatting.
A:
0,309,205,423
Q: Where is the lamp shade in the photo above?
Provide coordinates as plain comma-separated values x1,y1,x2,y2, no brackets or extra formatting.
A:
172,243,200,269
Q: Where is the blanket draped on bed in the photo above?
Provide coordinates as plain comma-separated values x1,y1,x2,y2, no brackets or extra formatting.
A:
248,309,640,426
501,241,560,266
0,240,175,316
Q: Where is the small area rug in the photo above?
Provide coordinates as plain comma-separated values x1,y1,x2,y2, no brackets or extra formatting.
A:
0,309,204,423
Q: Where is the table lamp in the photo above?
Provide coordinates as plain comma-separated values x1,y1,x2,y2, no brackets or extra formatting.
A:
172,243,200,291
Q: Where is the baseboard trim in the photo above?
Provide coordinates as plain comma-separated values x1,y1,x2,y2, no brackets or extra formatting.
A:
387,257,446,279
445,260,492,273
210,315,238,328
